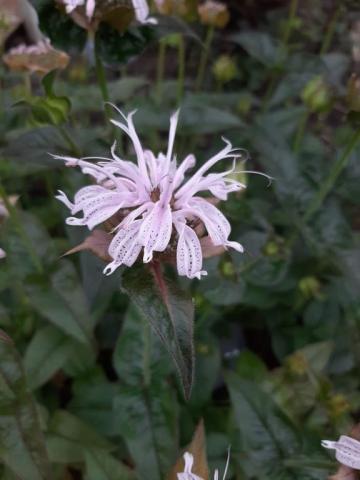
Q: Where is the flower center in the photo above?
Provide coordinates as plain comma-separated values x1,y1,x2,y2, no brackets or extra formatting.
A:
150,187,161,202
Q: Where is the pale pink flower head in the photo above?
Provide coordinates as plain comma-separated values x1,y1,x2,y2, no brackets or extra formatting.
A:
177,451,230,480
54,108,249,280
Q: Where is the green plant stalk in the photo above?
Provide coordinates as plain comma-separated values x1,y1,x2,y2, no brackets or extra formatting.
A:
58,125,81,157
320,5,342,55
94,42,124,153
195,26,214,91
303,129,360,223
291,6,342,152
0,183,43,274
156,40,166,105
292,110,310,153
95,48,109,103
281,0,299,47
261,0,299,113
177,35,186,105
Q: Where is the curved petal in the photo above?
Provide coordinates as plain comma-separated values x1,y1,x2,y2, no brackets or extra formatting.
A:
138,202,172,262
104,220,143,275
176,224,207,279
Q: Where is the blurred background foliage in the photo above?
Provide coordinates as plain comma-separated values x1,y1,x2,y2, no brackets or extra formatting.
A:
0,0,360,479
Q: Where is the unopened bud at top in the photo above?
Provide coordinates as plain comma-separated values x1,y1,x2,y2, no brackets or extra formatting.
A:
198,0,230,29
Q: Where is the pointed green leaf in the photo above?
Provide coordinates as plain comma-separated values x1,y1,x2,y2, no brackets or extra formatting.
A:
85,449,136,480
122,264,194,399
114,383,178,480
0,331,51,480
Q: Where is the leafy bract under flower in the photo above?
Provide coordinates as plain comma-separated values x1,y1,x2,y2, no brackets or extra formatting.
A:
55,108,249,280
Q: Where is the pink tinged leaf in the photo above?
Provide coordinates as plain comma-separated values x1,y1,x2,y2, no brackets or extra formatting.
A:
63,229,112,262
139,203,172,262
200,236,226,259
104,220,143,275
177,225,207,279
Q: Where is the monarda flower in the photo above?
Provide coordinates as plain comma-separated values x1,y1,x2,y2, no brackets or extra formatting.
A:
178,452,229,480
55,109,248,280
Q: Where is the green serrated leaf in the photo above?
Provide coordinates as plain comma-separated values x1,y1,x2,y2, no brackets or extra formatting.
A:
226,372,300,478
85,449,136,480
24,325,76,390
114,383,178,480
0,331,51,480
122,264,194,399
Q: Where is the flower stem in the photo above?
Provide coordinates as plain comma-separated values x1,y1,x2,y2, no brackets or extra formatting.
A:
0,183,43,274
261,0,298,113
95,47,109,103
58,126,81,157
303,128,360,223
320,5,342,55
177,34,186,105
195,26,214,91
156,39,166,105
281,0,299,47
292,110,310,153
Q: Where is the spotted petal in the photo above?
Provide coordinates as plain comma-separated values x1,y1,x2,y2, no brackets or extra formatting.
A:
176,224,207,279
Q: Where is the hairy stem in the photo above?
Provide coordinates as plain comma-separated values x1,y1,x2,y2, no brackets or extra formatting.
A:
177,34,186,105
195,26,214,91
303,128,360,223
156,40,166,105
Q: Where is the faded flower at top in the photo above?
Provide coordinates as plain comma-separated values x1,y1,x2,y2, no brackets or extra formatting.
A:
54,108,249,280
198,0,229,29
3,38,69,74
178,452,229,480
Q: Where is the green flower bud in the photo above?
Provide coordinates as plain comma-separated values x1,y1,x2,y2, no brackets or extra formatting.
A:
301,75,332,113
212,55,238,85
298,276,321,298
